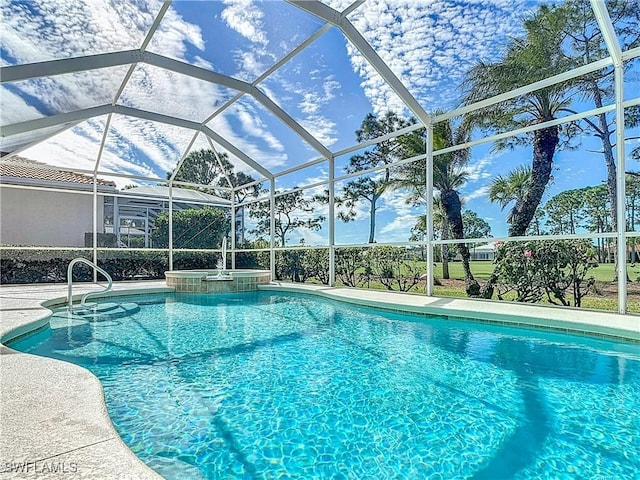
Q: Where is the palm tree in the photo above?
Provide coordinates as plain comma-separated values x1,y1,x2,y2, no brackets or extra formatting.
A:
462,5,574,237
394,117,480,296
488,165,532,223
410,199,451,278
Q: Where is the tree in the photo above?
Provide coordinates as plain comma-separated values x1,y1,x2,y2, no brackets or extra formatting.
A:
338,112,414,243
487,165,532,221
462,210,491,239
581,184,611,262
152,207,229,249
463,5,574,237
554,0,639,238
170,149,232,189
410,200,452,278
627,174,640,262
393,117,480,295
543,189,585,234
169,149,261,246
249,190,324,247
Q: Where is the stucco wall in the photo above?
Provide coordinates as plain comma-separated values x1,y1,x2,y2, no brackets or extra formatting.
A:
0,187,105,247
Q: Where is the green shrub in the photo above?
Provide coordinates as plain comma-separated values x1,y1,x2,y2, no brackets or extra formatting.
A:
365,246,422,292
492,239,597,307
0,249,168,284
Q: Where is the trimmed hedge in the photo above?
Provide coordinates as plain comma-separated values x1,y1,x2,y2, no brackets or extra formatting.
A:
0,249,170,284
0,248,282,284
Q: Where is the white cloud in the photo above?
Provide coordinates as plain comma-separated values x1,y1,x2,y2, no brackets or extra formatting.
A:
380,187,415,217
463,184,490,202
298,229,328,246
265,69,341,150
220,0,275,80
0,87,43,124
221,0,269,47
464,152,496,182
208,101,288,171
379,213,417,239
344,0,530,115
0,0,162,63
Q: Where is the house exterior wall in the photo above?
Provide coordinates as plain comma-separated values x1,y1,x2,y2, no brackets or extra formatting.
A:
0,187,105,247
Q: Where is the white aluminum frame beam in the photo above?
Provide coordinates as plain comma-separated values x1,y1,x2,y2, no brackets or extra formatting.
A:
1,50,330,168
0,50,143,83
201,127,272,180
1,105,112,136
590,0,623,67
168,134,199,186
288,0,431,126
0,103,273,180
206,136,235,190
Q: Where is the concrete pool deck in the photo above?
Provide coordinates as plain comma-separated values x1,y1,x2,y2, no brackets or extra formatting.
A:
1,281,639,479
0,281,170,479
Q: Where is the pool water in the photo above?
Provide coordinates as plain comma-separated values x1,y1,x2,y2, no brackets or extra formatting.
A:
9,292,640,479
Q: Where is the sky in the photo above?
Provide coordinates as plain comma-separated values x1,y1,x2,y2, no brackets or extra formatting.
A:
1,0,638,245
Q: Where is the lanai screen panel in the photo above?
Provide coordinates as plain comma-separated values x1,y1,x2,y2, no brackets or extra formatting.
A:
0,124,72,154
147,0,326,83
259,26,374,156
17,117,108,172
119,63,240,123
624,57,640,102
345,0,539,114
3,66,130,121
611,2,640,53
0,0,162,64
99,114,197,184
207,94,321,175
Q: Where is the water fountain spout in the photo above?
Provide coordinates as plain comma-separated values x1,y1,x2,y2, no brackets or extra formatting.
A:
214,237,231,280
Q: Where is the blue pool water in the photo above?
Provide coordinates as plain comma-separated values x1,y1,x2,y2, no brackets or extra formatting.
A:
8,292,640,479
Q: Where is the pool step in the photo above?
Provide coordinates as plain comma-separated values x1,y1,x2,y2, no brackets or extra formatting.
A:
146,456,207,480
70,302,140,320
73,302,120,314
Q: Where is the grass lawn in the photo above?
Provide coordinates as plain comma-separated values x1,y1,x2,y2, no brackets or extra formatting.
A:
345,260,639,313
430,261,625,283
327,258,639,312
430,261,640,313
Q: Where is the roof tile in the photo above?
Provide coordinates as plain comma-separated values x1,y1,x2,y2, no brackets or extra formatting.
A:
0,156,116,187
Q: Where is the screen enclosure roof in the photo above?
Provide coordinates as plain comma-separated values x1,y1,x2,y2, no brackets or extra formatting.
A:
0,0,635,192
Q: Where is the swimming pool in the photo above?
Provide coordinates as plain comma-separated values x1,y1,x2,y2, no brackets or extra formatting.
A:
8,291,640,479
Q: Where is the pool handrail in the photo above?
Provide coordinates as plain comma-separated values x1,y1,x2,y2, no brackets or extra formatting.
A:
67,258,113,309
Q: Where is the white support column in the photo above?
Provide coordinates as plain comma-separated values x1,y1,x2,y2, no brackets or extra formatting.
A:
114,195,120,247
231,189,236,270
144,212,149,248
94,113,112,175
328,156,335,286
168,184,174,271
92,177,99,283
270,179,276,280
426,124,434,296
590,0,626,315
615,65,627,314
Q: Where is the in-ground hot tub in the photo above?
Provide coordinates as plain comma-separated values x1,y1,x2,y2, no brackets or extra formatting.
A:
165,269,271,293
